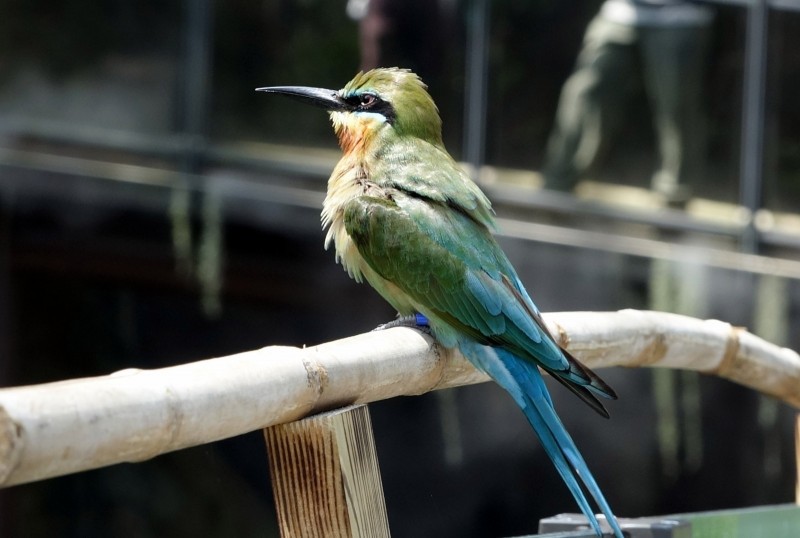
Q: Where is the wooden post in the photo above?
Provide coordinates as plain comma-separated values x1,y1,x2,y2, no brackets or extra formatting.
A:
264,405,390,538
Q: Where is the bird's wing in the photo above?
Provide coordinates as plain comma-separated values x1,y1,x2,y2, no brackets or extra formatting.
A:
345,190,623,537
343,191,616,410
373,138,496,231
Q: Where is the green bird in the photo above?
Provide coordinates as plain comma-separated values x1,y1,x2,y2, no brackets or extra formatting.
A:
258,68,623,537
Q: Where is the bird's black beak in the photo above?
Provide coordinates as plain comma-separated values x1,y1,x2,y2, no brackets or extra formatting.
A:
256,86,350,112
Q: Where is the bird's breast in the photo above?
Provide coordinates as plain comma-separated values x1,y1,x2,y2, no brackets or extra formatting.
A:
320,151,426,316
321,156,384,282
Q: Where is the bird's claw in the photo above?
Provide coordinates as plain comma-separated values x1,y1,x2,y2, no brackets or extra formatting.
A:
372,313,430,333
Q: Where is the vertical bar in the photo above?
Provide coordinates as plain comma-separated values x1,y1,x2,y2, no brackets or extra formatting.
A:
739,0,769,253
796,413,800,504
0,194,10,538
176,0,225,317
754,274,789,494
170,0,215,272
0,197,10,398
463,0,490,178
181,0,214,171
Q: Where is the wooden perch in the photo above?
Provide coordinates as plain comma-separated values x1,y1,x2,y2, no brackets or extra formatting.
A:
0,309,798,488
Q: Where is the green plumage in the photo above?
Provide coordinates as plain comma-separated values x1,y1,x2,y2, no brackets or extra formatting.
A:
372,136,496,230
342,184,612,415
257,68,624,538
342,69,444,145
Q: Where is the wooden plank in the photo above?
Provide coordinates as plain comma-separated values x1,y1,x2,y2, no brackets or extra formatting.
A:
264,404,390,538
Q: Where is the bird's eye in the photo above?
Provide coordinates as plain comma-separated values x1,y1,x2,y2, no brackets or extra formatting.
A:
359,94,377,107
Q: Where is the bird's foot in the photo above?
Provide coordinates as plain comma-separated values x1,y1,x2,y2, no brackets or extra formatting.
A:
372,313,430,334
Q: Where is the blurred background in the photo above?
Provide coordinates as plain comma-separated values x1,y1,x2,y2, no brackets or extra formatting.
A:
0,0,798,536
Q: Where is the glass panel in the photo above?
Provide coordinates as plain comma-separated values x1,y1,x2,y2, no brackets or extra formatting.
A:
763,8,800,218
0,2,183,139
212,1,357,148
486,0,744,211
700,2,746,206
212,0,465,158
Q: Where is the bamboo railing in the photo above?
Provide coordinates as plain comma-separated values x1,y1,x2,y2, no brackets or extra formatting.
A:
0,309,797,490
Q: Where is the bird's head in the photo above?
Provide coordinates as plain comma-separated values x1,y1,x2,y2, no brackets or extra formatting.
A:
257,68,443,152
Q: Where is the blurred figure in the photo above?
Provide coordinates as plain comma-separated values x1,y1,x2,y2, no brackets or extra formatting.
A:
347,0,447,81
543,0,713,205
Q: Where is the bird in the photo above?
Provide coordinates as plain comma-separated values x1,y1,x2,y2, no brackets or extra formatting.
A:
257,68,624,538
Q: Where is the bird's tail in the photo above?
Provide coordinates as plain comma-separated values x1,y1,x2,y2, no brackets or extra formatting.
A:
459,340,624,538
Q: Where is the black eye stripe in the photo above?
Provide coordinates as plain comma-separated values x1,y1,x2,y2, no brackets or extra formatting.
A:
342,92,396,124
344,92,379,109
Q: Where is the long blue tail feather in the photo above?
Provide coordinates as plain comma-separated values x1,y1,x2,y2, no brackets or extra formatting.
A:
459,339,624,538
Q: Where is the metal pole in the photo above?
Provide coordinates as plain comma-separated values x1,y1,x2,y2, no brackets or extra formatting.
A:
182,0,214,171
739,0,769,253
463,0,490,179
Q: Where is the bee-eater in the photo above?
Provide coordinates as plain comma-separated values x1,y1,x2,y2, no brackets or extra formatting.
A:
258,68,623,538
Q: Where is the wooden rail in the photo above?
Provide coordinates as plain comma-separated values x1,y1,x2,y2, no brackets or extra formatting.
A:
0,309,798,490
